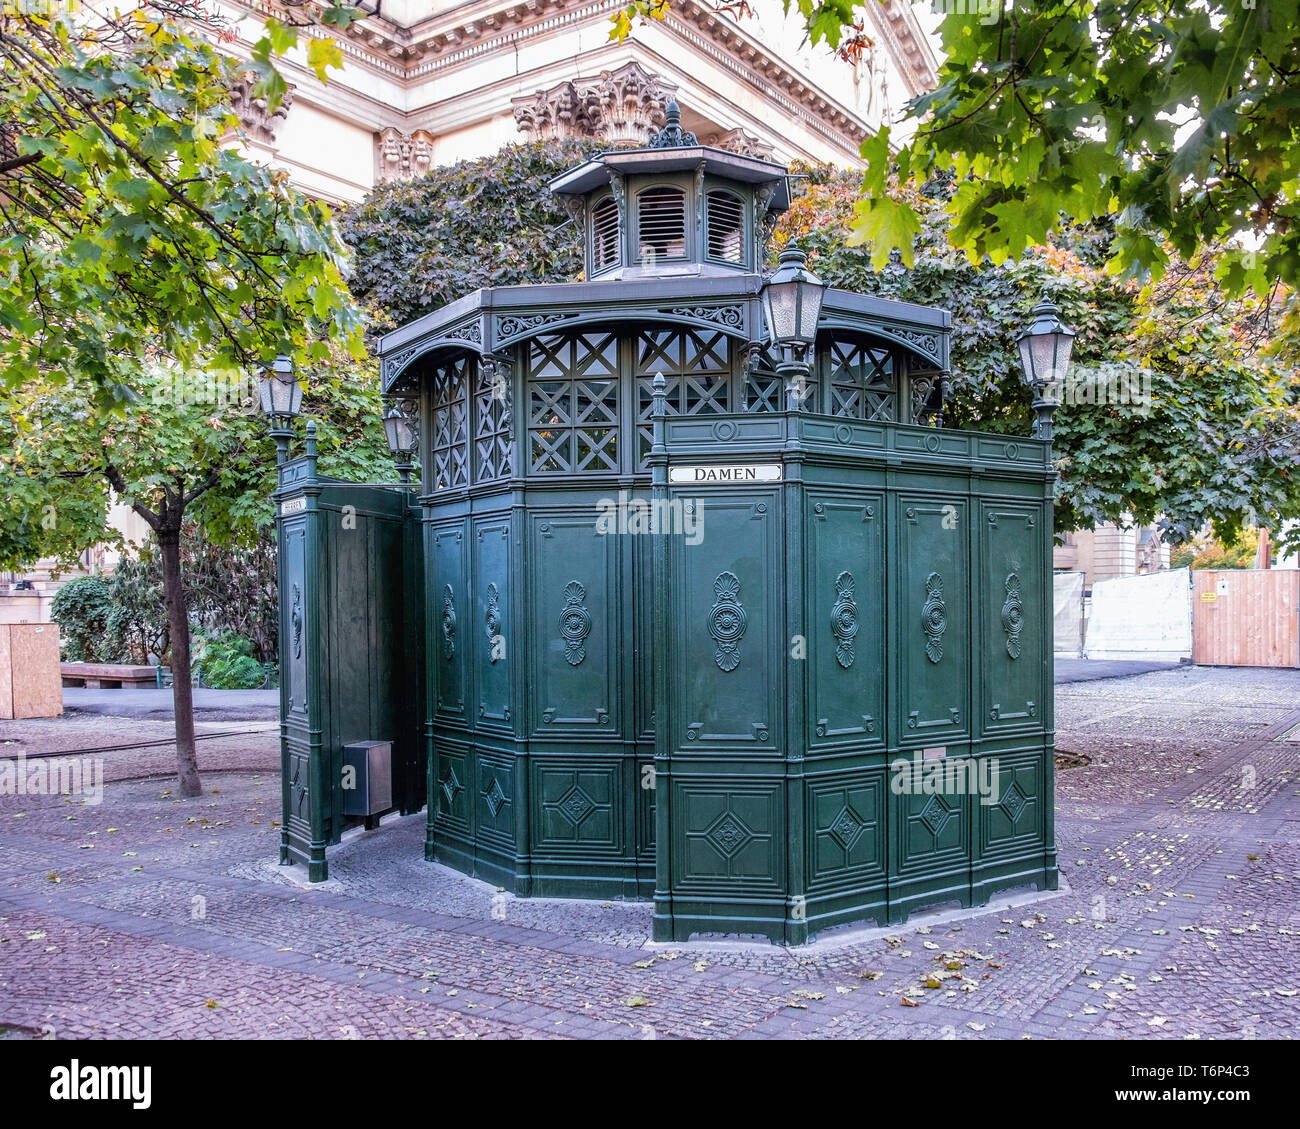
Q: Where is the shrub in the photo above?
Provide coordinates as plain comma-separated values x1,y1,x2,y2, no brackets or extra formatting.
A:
339,138,602,332
193,632,265,689
50,576,112,662
105,555,169,664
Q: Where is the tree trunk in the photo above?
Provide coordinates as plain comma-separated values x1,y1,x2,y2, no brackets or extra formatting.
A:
157,527,201,798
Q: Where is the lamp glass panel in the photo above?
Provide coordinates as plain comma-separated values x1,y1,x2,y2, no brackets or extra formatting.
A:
1018,335,1036,384
261,374,300,417
1030,334,1058,382
1052,334,1074,383
384,408,415,455
395,415,416,453
797,282,825,343
764,281,798,343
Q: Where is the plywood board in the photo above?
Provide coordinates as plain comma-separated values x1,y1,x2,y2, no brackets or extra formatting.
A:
1053,570,1085,657
8,623,63,718
1193,570,1300,668
0,625,12,720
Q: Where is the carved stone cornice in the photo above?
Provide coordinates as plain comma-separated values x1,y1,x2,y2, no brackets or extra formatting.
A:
230,74,294,144
513,60,675,145
225,0,930,161
375,126,435,183
665,1,871,149
701,127,774,160
866,0,939,99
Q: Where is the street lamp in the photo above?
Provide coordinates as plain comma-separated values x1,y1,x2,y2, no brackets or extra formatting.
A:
1015,295,1075,442
761,241,826,411
258,354,303,464
383,398,418,485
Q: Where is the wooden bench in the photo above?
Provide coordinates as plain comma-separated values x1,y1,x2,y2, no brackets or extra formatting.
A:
61,662,157,689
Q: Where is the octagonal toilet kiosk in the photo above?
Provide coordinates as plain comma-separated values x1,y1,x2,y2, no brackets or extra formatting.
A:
285,102,1061,944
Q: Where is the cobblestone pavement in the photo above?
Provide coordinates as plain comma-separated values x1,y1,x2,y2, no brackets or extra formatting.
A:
0,716,278,783
1,665,1297,1040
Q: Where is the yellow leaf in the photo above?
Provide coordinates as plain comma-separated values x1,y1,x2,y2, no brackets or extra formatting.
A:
307,36,344,82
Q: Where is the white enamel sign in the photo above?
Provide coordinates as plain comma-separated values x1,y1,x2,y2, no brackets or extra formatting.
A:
668,464,783,484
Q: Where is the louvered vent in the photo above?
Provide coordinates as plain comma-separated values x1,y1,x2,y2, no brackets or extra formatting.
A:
637,187,687,262
592,195,620,272
706,190,745,263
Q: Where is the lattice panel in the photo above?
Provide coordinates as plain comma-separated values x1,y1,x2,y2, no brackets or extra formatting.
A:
743,370,783,413
527,332,620,474
739,344,782,413
827,340,896,421
635,329,731,465
431,356,470,491
474,359,512,482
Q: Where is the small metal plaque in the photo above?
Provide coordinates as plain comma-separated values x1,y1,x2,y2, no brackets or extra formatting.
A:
669,464,782,485
922,746,947,761
280,497,307,516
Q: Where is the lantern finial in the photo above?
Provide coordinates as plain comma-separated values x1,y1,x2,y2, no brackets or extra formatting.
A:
760,238,826,410
649,99,697,149
1015,293,1075,442
259,354,303,465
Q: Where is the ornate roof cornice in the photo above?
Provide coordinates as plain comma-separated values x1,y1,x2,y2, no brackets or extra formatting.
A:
867,0,939,98
512,59,676,146
225,0,889,156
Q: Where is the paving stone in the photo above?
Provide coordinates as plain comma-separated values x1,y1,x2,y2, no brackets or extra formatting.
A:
1,665,1298,1038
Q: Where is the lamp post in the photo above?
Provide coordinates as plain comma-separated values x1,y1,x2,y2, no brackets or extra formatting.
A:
258,354,303,464
1015,295,1075,442
760,242,826,411
383,398,418,485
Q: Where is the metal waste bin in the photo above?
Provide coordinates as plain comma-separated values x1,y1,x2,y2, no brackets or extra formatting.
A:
341,740,393,817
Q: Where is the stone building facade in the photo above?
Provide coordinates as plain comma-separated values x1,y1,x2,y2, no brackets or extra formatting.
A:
1054,523,1172,589
217,0,939,203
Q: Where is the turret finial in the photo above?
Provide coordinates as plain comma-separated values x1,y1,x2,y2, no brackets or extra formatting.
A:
649,99,697,149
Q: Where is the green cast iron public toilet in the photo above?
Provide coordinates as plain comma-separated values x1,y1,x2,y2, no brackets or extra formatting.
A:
276,103,1059,944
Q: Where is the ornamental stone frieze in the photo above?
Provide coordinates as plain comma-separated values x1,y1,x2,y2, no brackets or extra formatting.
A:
700,127,775,160
375,127,435,184
512,61,675,146
230,74,294,145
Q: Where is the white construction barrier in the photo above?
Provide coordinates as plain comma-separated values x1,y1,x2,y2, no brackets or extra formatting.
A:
1053,571,1085,658
1085,568,1193,661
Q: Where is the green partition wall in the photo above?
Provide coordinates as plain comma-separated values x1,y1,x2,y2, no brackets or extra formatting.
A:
648,405,1057,943
276,426,425,881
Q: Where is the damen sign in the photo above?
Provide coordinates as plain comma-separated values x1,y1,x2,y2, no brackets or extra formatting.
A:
668,464,783,484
